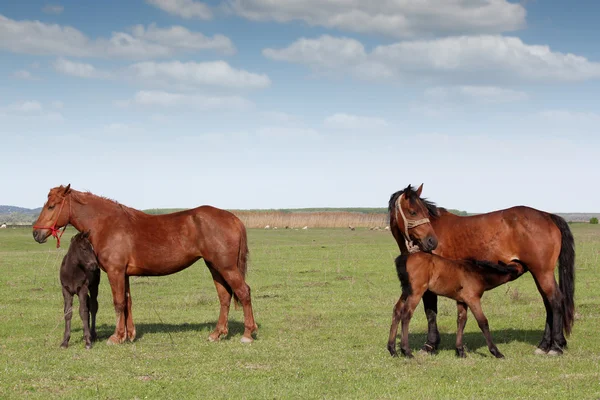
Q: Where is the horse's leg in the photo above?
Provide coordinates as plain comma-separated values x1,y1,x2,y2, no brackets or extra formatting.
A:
420,290,441,354
532,272,565,355
88,275,99,342
387,293,408,357
400,292,424,358
467,299,504,358
106,269,127,345
455,301,468,358
220,268,257,343
60,287,74,348
125,276,136,342
207,263,232,342
77,286,93,349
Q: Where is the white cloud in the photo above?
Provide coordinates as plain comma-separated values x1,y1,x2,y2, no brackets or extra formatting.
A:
128,61,270,89
425,86,528,103
257,126,320,140
53,58,108,78
0,14,232,58
538,110,600,125
9,101,43,112
147,0,212,20
265,35,600,83
42,4,64,15
13,70,35,80
230,0,526,38
324,113,388,130
51,101,64,109
118,90,252,111
130,24,235,55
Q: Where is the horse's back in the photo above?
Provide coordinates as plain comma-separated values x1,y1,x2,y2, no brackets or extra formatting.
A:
433,206,562,268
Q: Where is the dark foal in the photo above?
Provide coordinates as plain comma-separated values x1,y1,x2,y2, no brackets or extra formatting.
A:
388,252,527,359
60,231,100,349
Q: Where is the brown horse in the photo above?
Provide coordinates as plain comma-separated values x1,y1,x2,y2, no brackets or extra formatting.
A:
33,185,258,344
388,184,575,355
388,252,528,359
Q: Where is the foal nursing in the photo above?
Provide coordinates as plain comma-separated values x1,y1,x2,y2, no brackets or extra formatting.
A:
388,252,527,358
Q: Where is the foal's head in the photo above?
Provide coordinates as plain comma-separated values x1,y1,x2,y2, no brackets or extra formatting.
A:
33,184,72,244
68,231,98,272
389,184,439,252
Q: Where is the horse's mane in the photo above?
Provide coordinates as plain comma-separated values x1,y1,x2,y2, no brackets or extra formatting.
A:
72,190,143,221
388,185,440,223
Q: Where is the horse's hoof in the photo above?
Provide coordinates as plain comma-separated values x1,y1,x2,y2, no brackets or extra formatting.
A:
240,336,254,344
534,348,548,355
548,349,563,357
208,334,219,342
60,343,68,349
106,335,124,345
85,344,92,350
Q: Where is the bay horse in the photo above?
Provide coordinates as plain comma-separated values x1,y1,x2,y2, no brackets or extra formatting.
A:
387,252,528,358
388,184,575,355
33,185,258,344
60,231,100,349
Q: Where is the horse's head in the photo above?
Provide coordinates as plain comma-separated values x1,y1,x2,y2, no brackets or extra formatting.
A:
69,231,98,271
32,184,72,244
390,183,439,253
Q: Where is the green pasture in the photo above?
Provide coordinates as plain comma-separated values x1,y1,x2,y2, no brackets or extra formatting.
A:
0,225,599,399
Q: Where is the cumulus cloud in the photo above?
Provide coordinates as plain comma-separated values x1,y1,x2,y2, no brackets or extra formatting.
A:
229,0,526,38
13,70,35,80
117,90,252,111
53,58,109,78
128,61,270,89
424,86,529,103
264,35,600,83
0,14,233,58
324,113,388,130
0,100,64,121
147,0,212,20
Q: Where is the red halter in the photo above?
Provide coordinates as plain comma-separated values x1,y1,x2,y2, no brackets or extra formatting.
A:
33,196,69,248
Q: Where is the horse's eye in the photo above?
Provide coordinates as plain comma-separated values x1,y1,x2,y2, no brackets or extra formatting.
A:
48,205,55,210
409,210,417,217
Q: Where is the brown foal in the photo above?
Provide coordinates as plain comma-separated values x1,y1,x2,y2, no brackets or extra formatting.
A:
388,252,528,358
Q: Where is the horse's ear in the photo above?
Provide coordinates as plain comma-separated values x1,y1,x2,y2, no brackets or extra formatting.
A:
63,184,71,195
82,230,90,238
416,183,424,198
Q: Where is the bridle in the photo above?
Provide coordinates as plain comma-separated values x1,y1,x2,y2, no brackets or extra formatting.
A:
395,193,430,254
33,194,70,248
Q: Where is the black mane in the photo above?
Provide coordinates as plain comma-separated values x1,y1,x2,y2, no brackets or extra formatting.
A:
388,184,440,220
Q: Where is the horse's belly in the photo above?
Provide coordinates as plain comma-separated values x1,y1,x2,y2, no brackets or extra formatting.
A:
126,257,202,276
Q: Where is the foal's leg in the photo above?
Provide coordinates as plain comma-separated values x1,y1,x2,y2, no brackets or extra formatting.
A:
387,293,408,357
467,300,504,358
125,276,136,342
400,292,425,358
207,263,233,342
60,287,74,348
106,269,127,345
421,290,441,354
88,273,100,342
455,301,468,358
220,268,257,343
77,285,93,349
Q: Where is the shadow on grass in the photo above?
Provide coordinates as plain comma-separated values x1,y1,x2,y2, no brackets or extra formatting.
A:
403,328,545,356
94,320,260,341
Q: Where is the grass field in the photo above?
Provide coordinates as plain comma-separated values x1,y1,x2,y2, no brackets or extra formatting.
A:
0,224,599,399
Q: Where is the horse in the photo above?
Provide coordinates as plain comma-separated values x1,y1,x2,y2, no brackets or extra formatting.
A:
387,252,528,358
33,185,258,344
60,231,100,349
388,184,575,356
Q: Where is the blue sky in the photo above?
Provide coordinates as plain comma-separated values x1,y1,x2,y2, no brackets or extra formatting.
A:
1,0,598,212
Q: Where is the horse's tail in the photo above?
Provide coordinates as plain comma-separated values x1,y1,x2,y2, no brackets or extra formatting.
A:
549,213,576,336
233,222,249,308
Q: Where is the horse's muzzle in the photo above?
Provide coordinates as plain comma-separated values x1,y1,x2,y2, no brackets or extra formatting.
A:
422,236,438,252
33,229,48,244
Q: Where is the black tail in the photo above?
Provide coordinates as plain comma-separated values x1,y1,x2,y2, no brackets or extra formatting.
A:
549,214,576,336
394,254,412,296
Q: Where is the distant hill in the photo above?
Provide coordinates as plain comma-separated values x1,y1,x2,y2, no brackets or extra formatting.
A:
0,205,42,225
1,204,598,225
